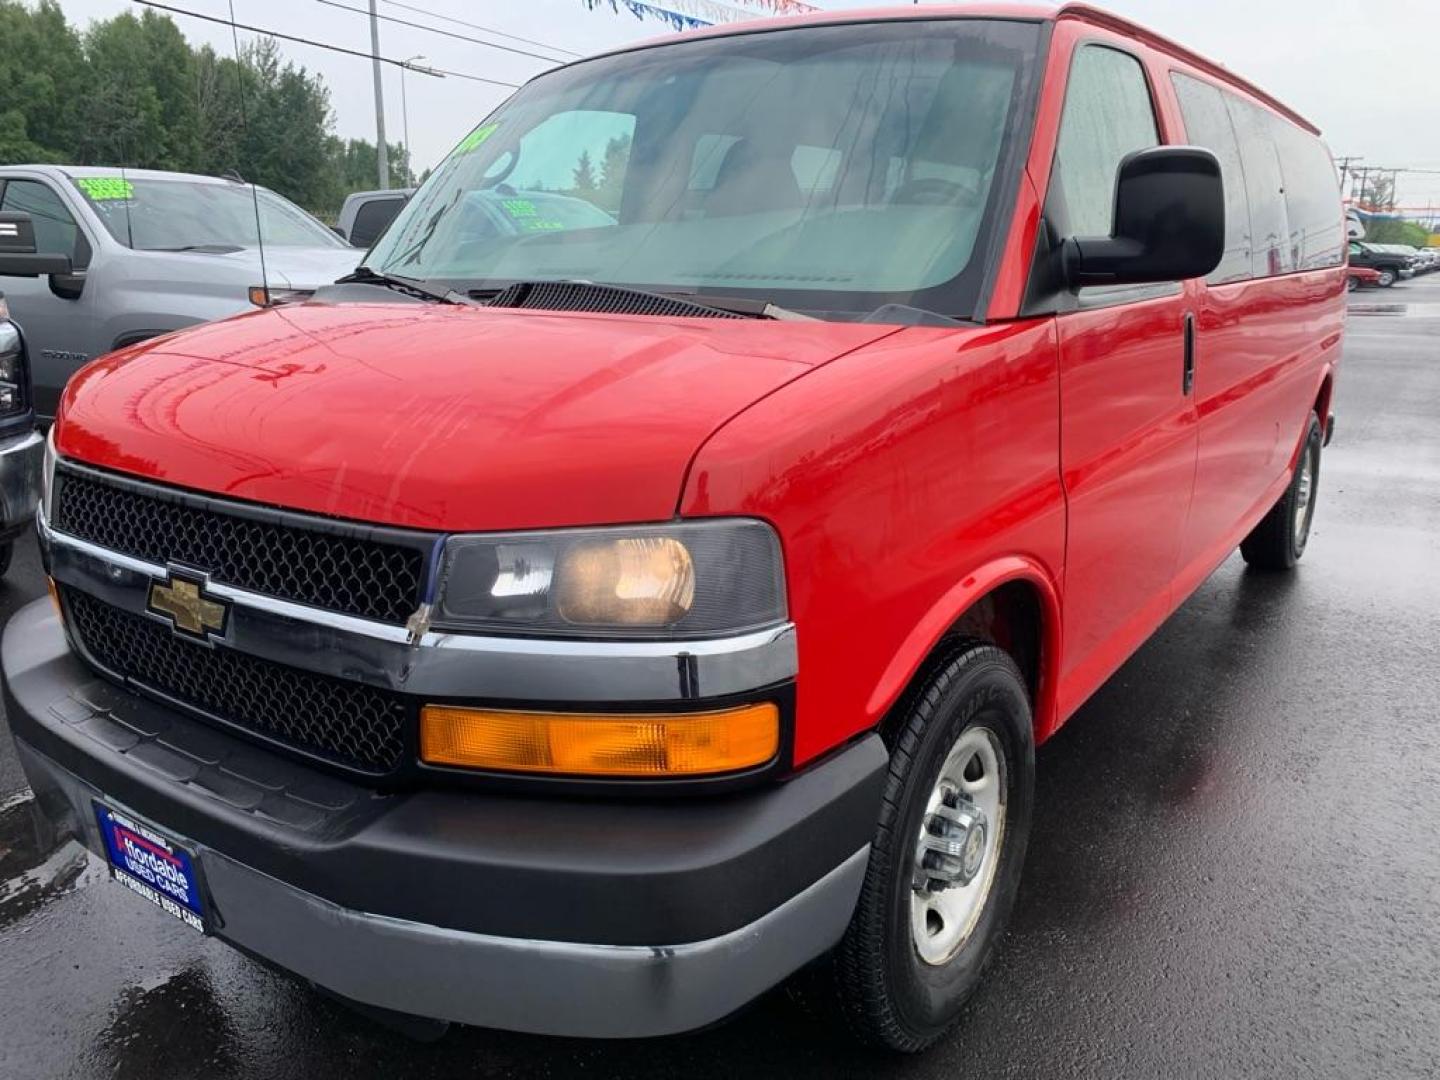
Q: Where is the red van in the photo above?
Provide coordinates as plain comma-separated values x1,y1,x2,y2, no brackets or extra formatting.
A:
5,2,1343,1051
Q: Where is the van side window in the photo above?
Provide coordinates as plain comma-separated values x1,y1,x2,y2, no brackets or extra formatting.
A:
1170,73,1253,284
1274,124,1344,270
1052,45,1159,238
350,197,405,249
1225,99,1293,278
0,179,87,266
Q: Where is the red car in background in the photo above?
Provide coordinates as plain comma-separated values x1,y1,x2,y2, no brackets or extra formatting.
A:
1347,264,1382,291
6,2,1345,1052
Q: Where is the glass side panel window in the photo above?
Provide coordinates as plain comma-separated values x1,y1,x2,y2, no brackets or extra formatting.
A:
1226,99,1293,278
1052,45,1160,238
1,179,83,262
364,19,1045,318
351,197,406,248
1274,122,1344,270
1170,73,1253,284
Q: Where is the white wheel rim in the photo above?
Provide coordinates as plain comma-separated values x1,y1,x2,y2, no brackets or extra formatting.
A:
910,726,1006,966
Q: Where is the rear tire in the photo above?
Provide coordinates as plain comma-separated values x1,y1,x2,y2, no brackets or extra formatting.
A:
1240,412,1322,571
0,543,12,579
834,641,1034,1052
1346,275,1358,292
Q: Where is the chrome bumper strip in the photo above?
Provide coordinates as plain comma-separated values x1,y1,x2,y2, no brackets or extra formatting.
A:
40,515,797,702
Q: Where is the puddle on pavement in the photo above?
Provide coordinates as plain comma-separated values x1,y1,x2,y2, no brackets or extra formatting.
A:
0,789,89,929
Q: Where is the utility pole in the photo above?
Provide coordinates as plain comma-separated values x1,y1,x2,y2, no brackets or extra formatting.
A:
369,0,389,189
1335,155,1363,194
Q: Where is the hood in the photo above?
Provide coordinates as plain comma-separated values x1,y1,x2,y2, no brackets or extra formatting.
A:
56,301,896,532
260,247,364,289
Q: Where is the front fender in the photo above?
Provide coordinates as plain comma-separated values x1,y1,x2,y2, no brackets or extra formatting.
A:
864,554,1064,742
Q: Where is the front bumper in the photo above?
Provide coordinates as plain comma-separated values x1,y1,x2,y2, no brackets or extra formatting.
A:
4,599,886,1037
0,427,41,540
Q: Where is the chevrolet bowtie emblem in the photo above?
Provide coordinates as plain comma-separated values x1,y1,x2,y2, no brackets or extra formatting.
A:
147,573,229,641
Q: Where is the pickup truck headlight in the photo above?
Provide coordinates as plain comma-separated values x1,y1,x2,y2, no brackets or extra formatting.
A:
434,519,786,638
0,319,27,418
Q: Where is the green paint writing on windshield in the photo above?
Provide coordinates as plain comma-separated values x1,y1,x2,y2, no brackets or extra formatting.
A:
456,122,500,155
75,177,135,201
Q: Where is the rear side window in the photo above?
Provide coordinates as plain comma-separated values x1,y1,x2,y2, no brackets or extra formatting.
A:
350,196,406,248
1274,124,1344,269
1052,45,1159,237
1170,74,1252,284
1226,98,1293,279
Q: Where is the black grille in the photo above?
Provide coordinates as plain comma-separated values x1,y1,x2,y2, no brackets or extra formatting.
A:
53,467,429,625
65,589,409,775
487,281,745,319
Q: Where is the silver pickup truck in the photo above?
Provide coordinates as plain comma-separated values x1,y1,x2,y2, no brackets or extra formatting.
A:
0,166,360,420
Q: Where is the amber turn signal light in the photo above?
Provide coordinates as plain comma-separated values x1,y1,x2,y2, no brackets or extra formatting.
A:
420,702,780,778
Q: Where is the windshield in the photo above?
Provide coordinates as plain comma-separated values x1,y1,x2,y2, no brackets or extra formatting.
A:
72,176,346,251
366,19,1042,317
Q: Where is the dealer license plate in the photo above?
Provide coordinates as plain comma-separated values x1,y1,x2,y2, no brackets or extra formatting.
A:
93,801,205,932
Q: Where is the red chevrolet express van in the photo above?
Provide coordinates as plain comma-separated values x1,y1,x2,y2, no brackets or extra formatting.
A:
4,2,1343,1051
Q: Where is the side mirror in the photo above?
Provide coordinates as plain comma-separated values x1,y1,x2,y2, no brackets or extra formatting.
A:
0,212,73,277
331,225,349,241
1062,146,1224,288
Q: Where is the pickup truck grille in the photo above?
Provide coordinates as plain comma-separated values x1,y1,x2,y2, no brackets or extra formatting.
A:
52,465,430,625
64,588,409,775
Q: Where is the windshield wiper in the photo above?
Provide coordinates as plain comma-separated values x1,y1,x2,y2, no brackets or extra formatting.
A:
655,291,816,322
337,266,479,306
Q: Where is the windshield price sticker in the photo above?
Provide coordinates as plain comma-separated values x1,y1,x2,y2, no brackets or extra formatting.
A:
76,177,136,201
457,122,501,155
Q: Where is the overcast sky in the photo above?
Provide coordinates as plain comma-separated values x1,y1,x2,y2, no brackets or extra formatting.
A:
55,0,1440,205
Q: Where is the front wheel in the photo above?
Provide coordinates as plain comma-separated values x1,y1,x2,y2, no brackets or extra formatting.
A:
1240,412,1322,571
1377,267,1397,287
0,542,11,578
833,642,1034,1052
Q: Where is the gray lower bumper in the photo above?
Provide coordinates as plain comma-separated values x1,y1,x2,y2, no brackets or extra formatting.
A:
16,737,870,1038
0,427,41,539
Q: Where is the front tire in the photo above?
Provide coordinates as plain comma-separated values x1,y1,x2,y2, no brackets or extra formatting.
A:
0,542,12,578
1240,412,1322,571
834,642,1034,1052
1377,267,1397,287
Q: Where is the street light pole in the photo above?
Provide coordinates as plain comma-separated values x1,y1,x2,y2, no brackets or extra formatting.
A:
369,0,389,189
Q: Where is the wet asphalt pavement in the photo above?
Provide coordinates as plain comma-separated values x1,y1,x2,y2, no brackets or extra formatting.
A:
3,276,1439,1079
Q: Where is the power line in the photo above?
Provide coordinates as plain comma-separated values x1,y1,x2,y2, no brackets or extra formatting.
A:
130,0,520,88
379,0,583,57
315,0,572,65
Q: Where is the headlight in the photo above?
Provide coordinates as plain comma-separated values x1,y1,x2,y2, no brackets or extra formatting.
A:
0,319,25,418
435,519,786,638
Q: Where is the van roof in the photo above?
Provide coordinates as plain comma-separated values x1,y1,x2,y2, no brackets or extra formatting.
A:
586,2,1318,137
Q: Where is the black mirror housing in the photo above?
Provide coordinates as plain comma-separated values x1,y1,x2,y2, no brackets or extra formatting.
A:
0,211,74,277
1063,146,1224,288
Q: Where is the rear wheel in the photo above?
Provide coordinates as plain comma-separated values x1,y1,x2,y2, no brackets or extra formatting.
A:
834,642,1034,1052
1240,412,1322,571
1345,275,1358,292
0,543,11,579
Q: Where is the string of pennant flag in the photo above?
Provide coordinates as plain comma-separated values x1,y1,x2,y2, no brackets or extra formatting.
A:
583,0,818,32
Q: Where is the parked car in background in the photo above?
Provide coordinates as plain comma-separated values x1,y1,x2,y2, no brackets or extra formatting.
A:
0,167,362,419
1346,264,1382,291
1347,240,1415,287
0,292,42,576
6,3,1345,1053
335,188,414,248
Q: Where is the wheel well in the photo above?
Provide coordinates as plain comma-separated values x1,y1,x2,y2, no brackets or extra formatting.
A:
879,581,1045,747
1314,374,1333,426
